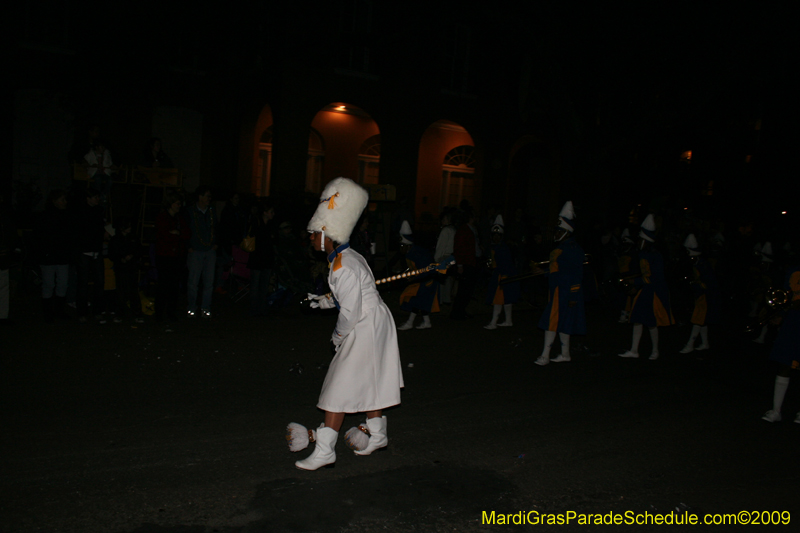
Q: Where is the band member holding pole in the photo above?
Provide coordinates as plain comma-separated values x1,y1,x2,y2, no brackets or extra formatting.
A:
397,221,441,330
618,213,674,360
535,201,586,365
485,215,519,329
762,262,800,423
679,233,720,353
288,178,404,470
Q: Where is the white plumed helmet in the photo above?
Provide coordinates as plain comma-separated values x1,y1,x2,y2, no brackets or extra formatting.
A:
307,177,369,244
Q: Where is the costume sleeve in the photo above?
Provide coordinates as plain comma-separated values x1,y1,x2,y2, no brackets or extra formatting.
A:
331,266,362,346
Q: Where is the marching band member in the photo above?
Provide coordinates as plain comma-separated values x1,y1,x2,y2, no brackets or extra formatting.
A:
484,215,520,329
290,178,404,470
535,201,586,365
617,228,638,323
751,242,779,344
618,214,675,360
679,233,720,353
397,221,441,330
762,262,800,422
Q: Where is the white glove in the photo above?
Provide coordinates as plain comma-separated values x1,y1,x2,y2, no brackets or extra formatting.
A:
307,293,336,310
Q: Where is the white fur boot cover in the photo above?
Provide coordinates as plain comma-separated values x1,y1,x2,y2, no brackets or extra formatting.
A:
344,423,371,451
353,416,388,456
286,422,317,452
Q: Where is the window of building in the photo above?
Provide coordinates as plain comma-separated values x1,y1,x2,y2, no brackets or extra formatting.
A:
358,134,380,185
306,128,325,194
441,145,477,210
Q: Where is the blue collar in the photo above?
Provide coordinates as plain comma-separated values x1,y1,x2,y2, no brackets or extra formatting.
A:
327,242,350,263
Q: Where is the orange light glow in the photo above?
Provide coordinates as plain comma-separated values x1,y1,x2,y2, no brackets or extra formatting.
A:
336,106,346,111
680,150,692,163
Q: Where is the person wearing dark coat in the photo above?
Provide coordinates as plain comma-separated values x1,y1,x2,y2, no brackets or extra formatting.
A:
35,190,72,321
71,188,105,321
154,191,189,322
109,217,144,323
247,203,277,316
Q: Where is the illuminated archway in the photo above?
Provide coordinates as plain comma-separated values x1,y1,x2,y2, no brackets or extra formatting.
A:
415,120,476,230
308,102,380,193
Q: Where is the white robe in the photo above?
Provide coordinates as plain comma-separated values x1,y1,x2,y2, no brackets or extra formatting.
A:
318,247,404,413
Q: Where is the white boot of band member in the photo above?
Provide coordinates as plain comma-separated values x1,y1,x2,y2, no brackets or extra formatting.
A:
416,315,432,329
498,304,513,326
398,313,416,331
354,416,388,456
485,305,502,329
295,426,338,470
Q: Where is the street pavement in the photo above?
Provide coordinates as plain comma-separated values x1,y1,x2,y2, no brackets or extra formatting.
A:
2,289,799,532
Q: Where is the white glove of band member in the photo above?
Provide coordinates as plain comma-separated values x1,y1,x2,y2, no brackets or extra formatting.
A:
307,293,335,310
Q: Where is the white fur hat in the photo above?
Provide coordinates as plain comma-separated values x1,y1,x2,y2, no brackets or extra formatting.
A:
399,220,413,244
639,214,656,242
307,177,369,244
558,201,575,232
491,214,504,234
683,233,701,256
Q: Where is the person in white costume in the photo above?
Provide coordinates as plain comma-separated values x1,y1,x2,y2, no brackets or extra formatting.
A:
291,178,404,471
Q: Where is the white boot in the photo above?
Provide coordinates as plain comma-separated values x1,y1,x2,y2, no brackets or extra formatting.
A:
536,330,556,365
398,313,416,331
485,305,502,329
680,325,700,353
352,416,388,456
498,304,513,326
295,426,338,470
552,332,571,362
648,327,659,360
416,315,431,329
696,326,710,350
619,323,642,358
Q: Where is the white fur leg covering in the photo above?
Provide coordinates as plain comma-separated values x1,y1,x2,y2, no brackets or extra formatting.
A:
631,323,643,353
286,422,317,452
344,423,371,451
541,330,557,359
774,376,790,413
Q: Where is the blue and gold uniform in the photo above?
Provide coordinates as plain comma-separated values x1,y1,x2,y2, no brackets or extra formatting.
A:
768,265,800,369
689,257,721,326
629,249,675,327
537,237,586,335
399,244,440,314
486,242,520,305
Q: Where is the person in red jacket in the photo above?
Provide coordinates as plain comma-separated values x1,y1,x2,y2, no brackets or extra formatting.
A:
451,209,478,320
154,191,189,323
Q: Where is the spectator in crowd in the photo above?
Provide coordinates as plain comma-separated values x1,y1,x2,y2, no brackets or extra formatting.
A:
0,192,16,324
154,191,189,323
349,215,374,269
141,138,174,168
247,201,277,316
451,209,478,320
186,187,217,317
217,192,248,294
84,140,114,203
109,216,145,323
71,188,105,323
434,210,457,305
34,189,72,321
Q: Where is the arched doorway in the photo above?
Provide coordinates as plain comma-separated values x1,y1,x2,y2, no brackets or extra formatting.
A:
308,102,380,193
415,120,476,231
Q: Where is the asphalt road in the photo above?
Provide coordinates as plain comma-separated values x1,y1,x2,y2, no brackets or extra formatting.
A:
2,289,798,532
